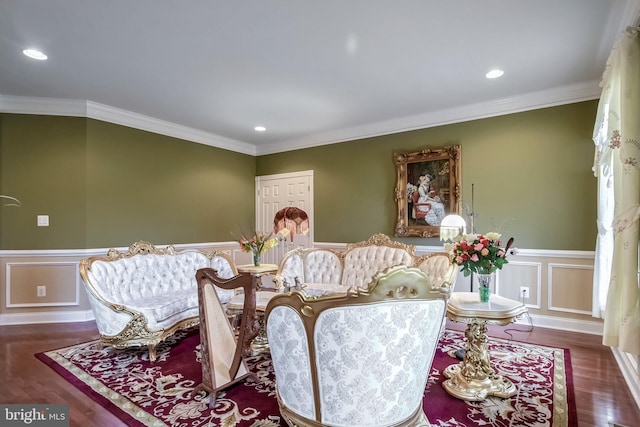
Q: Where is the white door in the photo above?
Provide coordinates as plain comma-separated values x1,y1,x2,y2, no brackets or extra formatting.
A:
256,170,314,266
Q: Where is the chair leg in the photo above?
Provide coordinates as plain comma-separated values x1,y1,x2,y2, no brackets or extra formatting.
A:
208,392,217,409
148,344,157,362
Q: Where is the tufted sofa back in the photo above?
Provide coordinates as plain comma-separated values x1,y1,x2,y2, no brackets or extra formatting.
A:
302,250,343,284
341,245,413,288
274,234,455,295
87,251,210,304
81,242,238,307
276,249,343,290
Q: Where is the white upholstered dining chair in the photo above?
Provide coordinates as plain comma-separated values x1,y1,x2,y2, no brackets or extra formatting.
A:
265,265,448,427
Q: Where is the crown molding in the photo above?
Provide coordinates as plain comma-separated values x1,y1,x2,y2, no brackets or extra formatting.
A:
0,95,256,156
1,80,600,157
257,80,601,155
0,94,87,116
85,101,256,155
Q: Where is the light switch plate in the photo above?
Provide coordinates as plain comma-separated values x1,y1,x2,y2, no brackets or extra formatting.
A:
37,215,49,226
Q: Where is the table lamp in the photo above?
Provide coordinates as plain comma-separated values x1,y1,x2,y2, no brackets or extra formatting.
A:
440,214,466,241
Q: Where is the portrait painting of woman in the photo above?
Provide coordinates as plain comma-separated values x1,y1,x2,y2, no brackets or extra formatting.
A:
395,145,461,238
408,162,449,226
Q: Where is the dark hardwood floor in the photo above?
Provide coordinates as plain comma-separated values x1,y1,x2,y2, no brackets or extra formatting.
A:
1,320,638,426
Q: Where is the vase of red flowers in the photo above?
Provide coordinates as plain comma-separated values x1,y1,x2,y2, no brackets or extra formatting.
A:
445,232,514,303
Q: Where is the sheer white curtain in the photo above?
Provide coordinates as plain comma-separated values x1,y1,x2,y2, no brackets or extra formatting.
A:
592,26,640,354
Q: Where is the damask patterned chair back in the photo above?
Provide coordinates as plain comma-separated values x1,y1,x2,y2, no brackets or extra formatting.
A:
265,265,447,427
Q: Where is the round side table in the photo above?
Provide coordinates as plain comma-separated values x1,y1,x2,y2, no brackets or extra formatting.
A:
443,291,528,401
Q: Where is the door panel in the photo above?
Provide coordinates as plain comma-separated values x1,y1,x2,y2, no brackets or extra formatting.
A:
256,171,313,266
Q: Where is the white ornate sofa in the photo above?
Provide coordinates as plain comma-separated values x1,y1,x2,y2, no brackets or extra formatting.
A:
273,233,456,296
79,241,238,361
266,265,448,426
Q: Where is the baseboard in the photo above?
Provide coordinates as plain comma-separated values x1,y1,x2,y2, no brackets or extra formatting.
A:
611,347,640,411
0,310,95,326
520,313,604,335
0,307,603,335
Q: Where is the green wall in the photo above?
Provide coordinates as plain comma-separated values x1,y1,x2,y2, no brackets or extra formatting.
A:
1,101,598,251
1,115,88,249
0,114,256,249
257,101,599,250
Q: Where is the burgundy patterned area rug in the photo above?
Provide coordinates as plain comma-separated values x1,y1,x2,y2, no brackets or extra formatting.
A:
36,329,576,427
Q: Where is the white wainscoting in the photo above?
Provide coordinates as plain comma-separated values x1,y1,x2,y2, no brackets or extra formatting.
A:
1,241,599,334
0,241,242,326
429,246,602,334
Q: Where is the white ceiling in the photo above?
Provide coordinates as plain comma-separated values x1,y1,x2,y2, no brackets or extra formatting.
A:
1,1,639,155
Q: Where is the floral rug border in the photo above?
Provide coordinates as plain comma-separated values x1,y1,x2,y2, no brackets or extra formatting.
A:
37,343,160,427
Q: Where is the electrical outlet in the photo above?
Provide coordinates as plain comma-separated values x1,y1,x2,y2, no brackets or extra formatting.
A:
37,285,46,297
37,215,49,227
520,286,530,299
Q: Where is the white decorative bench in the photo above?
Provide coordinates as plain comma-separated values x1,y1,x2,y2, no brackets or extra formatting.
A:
273,233,456,296
80,241,238,361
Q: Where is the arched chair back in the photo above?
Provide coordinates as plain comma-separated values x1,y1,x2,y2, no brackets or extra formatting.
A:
265,265,447,427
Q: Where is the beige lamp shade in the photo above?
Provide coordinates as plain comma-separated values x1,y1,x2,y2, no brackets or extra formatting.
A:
440,214,466,241
273,207,309,241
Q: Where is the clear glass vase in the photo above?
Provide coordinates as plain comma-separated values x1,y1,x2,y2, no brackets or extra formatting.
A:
476,272,494,302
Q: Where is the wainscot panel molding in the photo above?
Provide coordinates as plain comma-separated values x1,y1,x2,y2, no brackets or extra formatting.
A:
431,247,599,332
0,241,241,326
310,242,601,331
548,263,595,315
1,240,623,395
6,261,80,307
499,261,543,310
1,242,599,333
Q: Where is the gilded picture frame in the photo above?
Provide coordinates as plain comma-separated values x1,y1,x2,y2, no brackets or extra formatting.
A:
394,145,461,238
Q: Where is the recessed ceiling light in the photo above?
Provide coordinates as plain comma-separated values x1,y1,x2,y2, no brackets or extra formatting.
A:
254,126,266,132
485,69,504,79
23,48,48,60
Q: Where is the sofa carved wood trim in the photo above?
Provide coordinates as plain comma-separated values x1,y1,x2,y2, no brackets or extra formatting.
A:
80,241,238,362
